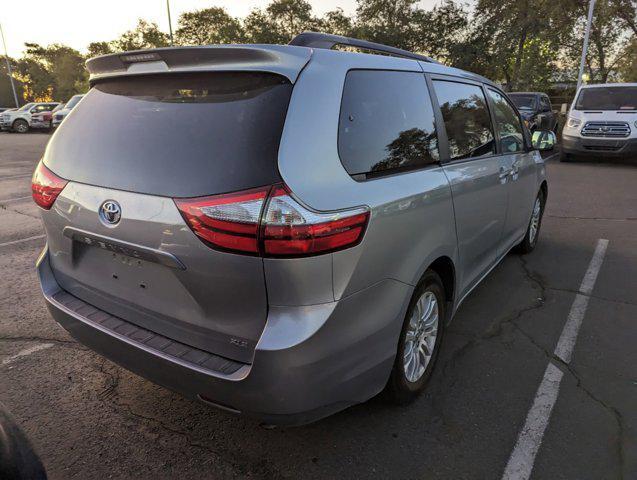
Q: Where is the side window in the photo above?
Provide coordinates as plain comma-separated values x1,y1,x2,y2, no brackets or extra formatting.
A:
338,70,439,177
432,80,495,161
488,89,525,153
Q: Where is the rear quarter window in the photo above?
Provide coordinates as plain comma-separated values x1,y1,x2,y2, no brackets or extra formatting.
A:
338,70,439,178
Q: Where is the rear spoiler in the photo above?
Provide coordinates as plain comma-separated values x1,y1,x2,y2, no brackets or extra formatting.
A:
85,45,313,85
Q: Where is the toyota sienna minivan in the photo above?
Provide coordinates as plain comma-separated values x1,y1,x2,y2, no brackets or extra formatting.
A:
33,32,554,425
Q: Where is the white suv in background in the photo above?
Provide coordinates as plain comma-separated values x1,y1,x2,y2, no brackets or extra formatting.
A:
0,102,60,133
561,83,637,161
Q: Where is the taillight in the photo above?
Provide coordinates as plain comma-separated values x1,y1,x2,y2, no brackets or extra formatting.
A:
32,161,68,210
174,187,270,254
262,185,369,256
174,184,369,257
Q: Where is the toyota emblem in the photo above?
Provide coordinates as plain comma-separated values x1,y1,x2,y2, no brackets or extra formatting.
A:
99,200,122,225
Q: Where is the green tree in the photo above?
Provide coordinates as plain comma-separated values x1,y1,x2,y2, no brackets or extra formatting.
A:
16,43,87,102
244,0,319,44
318,8,354,36
0,58,25,106
562,0,632,83
610,0,637,36
617,38,637,81
412,0,469,61
354,0,420,50
111,19,170,52
467,0,570,90
176,7,244,45
86,41,114,58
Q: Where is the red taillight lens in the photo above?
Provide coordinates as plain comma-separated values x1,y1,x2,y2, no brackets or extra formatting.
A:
174,184,369,257
174,187,270,254
262,186,369,256
31,161,68,210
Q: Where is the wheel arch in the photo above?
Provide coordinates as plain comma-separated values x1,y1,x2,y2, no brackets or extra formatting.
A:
12,118,29,131
540,180,548,201
425,256,456,321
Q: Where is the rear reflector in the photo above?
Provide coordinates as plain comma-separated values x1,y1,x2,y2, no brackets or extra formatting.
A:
32,161,68,210
175,184,369,257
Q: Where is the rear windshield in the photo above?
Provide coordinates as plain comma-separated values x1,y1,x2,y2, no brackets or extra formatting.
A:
509,94,536,110
575,86,637,111
44,72,292,197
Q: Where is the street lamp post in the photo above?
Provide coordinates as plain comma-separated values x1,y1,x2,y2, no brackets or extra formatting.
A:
577,0,596,90
0,22,19,108
166,0,174,46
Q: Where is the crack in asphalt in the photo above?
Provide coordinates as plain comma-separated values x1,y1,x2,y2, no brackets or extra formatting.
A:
0,203,40,220
94,359,286,479
441,256,627,479
442,256,546,378
544,285,637,308
546,214,637,222
510,326,627,480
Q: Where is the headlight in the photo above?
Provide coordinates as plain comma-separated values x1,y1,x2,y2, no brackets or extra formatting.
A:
567,117,581,128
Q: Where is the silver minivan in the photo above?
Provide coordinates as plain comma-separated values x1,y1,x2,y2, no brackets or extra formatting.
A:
34,33,554,425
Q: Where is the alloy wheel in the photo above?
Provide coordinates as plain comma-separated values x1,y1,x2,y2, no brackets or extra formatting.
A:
403,290,439,383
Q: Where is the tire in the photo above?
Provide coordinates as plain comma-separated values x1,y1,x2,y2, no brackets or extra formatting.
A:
12,119,29,134
516,190,545,254
386,270,446,404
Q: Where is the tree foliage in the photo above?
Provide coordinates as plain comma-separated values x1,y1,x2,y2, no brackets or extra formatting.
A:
15,43,87,102
5,0,636,105
176,7,244,45
0,58,25,106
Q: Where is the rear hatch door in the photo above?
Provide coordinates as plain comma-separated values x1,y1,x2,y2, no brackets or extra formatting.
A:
42,69,295,363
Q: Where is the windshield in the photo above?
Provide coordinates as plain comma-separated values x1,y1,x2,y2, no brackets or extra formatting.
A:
18,103,35,111
65,95,84,109
509,95,536,110
575,86,637,111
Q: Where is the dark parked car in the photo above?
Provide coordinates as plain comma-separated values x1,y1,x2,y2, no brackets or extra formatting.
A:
509,92,558,133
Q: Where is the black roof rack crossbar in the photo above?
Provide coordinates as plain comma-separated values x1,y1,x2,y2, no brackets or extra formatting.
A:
289,31,439,64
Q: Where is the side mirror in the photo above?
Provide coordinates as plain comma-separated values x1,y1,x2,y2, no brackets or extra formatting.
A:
560,103,569,115
531,130,556,151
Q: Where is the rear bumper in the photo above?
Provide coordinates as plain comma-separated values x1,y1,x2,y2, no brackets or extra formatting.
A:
37,248,410,425
562,134,637,157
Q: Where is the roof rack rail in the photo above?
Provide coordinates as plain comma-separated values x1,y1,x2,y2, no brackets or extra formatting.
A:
289,31,439,64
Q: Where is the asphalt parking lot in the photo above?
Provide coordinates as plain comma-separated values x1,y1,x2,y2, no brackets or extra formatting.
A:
1,131,635,479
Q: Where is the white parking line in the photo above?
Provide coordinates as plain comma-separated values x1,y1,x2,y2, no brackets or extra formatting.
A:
0,195,31,203
555,239,609,363
502,238,609,480
2,343,53,367
0,234,46,248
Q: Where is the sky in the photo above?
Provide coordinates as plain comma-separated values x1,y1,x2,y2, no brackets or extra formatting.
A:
1,0,440,58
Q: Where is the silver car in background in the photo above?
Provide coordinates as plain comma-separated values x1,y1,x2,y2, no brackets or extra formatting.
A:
33,33,554,425
51,94,84,128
